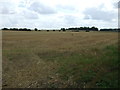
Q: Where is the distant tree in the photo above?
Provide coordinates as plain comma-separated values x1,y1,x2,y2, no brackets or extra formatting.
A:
100,28,120,32
79,27,82,30
86,29,90,32
47,30,49,32
1,28,9,30
100,29,110,31
23,28,27,31
64,26,99,32
10,28,13,30
18,28,23,31
35,28,38,31
13,28,18,31
118,28,120,32
53,30,55,31
27,29,31,31
61,28,66,31
91,26,98,31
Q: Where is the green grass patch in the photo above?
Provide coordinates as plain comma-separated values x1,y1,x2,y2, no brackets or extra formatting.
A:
44,44,119,88
35,44,119,88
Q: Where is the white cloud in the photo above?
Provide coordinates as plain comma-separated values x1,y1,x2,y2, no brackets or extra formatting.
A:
28,1,57,14
83,5,117,21
0,0,118,29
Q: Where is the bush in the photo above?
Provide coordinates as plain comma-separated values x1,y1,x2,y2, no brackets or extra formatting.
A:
86,30,90,32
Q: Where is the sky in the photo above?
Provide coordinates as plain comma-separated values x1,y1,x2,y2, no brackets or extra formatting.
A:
0,0,119,29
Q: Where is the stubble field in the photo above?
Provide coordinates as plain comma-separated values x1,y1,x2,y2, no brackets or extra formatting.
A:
2,31,119,88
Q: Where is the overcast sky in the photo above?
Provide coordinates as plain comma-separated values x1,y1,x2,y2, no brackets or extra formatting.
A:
0,0,119,29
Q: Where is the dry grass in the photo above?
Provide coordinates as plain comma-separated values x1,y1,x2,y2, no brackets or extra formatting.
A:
2,31,118,88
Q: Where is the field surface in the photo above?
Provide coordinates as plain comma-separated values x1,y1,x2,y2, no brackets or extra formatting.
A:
2,31,119,88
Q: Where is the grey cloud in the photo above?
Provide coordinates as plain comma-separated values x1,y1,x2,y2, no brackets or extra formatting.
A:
84,7,116,21
113,2,120,8
0,2,16,14
29,2,56,14
22,10,39,19
118,1,120,8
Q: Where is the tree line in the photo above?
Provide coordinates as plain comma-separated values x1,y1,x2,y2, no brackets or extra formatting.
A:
61,26,98,32
1,28,32,31
1,27,120,32
100,29,119,32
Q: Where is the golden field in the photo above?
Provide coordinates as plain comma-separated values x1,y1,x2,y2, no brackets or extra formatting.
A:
2,31,119,88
